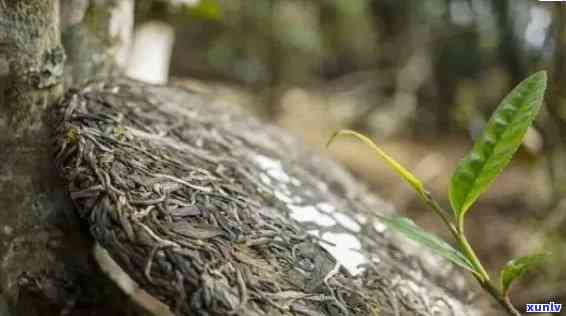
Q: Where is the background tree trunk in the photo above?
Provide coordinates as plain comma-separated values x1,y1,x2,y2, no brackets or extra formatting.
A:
61,0,133,86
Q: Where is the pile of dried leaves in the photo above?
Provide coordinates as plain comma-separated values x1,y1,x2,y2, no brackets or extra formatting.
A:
52,78,481,316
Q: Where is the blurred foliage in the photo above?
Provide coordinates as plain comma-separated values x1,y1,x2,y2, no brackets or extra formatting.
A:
136,0,559,136
184,0,222,21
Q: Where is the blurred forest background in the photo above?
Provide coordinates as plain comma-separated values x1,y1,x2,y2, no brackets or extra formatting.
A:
135,0,565,311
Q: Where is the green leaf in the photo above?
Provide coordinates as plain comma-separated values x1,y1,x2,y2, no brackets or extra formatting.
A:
500,254,547,295
449,71,547,223
327,130,427,201
381,216,477,274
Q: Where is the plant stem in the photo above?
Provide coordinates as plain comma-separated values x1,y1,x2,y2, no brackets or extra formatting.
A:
422,191,459,239
420,193,522,316
421,192,487,279
480,279,522,316
455,231,522,316
503,295,522,316
456,233,490,281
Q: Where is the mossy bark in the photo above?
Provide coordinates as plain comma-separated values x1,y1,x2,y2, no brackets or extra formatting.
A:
0,1,139,315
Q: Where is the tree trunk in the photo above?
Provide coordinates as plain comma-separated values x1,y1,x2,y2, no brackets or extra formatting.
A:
61,0,133,86
0,1,141,315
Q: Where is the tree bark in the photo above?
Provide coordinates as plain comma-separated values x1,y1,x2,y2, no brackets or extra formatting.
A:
0,1,140,315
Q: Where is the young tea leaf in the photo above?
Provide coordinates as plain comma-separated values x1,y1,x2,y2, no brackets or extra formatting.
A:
500,254,547,296
327,130,427,200
380,216,477,274
449,71,547,223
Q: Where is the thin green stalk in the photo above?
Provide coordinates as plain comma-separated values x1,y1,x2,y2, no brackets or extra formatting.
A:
421,192,488,279
456,233,490,282
458,214,466,236
421,191,459,239
480,278,522,316
421,193,521,316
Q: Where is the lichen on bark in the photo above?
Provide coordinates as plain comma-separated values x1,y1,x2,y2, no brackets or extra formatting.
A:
0,1,140,315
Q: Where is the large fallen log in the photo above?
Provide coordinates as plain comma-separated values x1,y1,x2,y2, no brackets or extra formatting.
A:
52,78,489,316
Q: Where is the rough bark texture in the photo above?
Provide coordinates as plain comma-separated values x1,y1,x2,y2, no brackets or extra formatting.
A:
53,78,490,316
0,1,141,315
